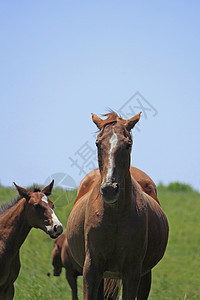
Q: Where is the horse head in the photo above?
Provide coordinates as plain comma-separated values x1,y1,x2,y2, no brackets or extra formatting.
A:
14,180,63,239
92,112,141,204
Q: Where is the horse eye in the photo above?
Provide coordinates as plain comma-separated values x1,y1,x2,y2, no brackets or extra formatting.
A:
126,141,132,149
52,204,54,209
95,141,99,147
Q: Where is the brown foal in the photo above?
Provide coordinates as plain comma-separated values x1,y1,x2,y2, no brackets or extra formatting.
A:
0,180,63,300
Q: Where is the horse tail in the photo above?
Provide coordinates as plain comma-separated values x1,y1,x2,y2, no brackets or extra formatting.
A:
104,279,122,299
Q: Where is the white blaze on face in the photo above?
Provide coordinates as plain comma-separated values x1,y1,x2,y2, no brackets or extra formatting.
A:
41,194,63,233
45,209,63,232
41,195,48,204
106,130,118,182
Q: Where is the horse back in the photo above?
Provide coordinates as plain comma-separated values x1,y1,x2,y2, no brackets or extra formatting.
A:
74,169,99,206
130,166,159,203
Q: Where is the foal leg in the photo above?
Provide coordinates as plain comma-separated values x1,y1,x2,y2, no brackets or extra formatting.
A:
137,271,151,300
83,253,103,300
65,269,78,300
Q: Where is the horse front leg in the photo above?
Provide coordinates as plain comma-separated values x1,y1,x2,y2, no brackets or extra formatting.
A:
83,252,103,300
65,269,78,300
122,267,142,300
137,271,151,300
7,284,14,300
0,283,14,300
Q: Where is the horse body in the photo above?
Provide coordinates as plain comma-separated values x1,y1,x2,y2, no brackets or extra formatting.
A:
0,181,63,299
67,112,169,299
67,174,167,276
67,177,168,299
57,164,159,299
67,165,160,272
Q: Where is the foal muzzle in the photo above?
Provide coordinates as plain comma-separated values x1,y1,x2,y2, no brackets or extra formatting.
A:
48,223,63,239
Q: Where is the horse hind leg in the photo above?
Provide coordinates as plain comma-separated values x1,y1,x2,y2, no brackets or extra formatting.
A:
137,271,152,300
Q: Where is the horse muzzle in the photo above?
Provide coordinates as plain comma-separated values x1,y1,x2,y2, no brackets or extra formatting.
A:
48,223,63,239
100,182,120,204
53,267,62,276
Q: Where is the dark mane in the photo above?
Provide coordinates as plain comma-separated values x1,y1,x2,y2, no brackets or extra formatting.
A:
0,185,42,216
101,111,121,128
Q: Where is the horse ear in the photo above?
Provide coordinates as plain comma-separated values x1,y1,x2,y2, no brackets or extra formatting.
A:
13,183,30,200
92,113,103,130
42,180,54,196
125,112,142,131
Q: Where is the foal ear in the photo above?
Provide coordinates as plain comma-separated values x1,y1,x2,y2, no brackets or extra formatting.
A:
91,113,103,130
13,183,30,200
42,180,54,196
125,112,142,131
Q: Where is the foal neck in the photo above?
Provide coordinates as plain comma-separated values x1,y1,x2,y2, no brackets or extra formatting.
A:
0,198,31,254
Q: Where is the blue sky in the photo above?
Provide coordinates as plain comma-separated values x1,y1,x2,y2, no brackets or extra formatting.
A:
0,1,200,191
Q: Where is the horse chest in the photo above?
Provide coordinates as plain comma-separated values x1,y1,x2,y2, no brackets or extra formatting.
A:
87,211,146,259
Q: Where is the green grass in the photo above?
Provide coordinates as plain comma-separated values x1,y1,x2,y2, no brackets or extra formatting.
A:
151,187,200,300
0,185,200,299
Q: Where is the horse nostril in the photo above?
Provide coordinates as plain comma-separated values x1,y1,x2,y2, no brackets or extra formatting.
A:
114,183,119,194
115,183,119,194
54,225,57,232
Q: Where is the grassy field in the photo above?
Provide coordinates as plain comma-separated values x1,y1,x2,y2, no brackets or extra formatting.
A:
0,184,199,299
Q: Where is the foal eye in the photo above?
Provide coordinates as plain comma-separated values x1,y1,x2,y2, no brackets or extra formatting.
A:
44,220,50,226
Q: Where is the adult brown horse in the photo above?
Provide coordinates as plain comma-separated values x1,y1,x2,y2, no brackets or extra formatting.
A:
0,180,63,300
59,166,158,300
66,112,169,299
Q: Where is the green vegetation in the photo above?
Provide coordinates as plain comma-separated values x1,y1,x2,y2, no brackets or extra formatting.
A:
0,183,199,299
158,181,195,193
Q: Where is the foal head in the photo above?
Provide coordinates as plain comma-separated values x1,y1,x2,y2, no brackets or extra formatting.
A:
92,112,141,204
14,180,63,239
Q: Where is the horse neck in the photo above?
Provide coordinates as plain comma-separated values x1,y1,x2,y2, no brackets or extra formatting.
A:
104,170,134,215
119,170,133,206
0,198,31,255
119,170,145,214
